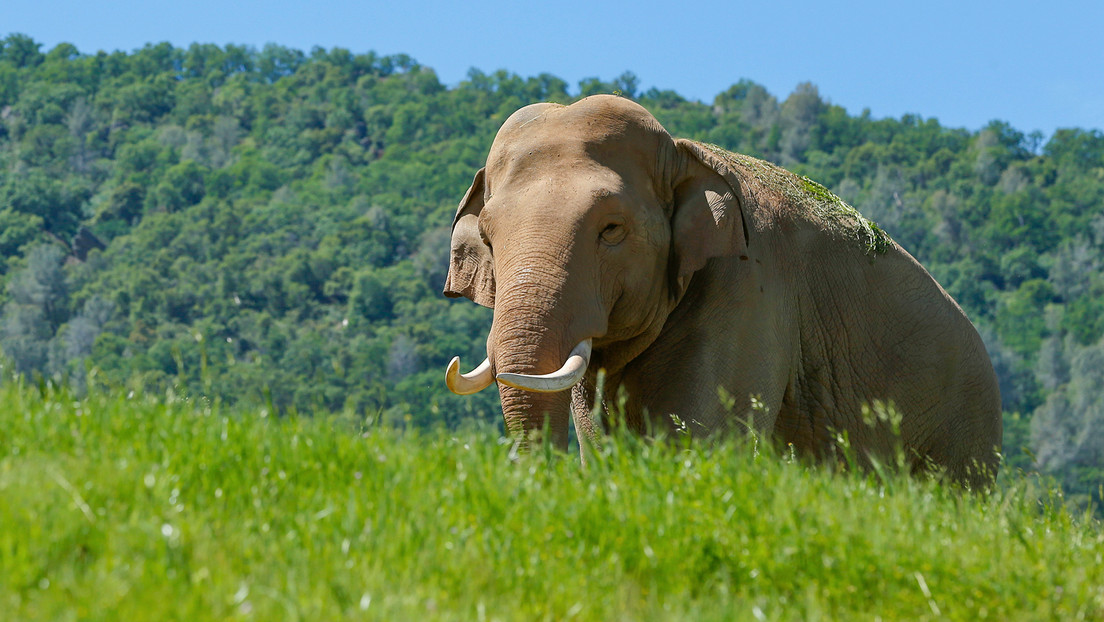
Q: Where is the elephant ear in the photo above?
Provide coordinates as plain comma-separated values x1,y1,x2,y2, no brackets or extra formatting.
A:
443,168,496,308
670,139,749,282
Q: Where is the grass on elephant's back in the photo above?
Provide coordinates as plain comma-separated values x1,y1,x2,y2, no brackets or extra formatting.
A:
0,380,1101,621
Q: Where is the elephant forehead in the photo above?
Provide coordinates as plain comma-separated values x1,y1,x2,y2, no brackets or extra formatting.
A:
487,137,594,179
483,170,624,223
486,132,621,187
489,108,662,173
485,139,661,207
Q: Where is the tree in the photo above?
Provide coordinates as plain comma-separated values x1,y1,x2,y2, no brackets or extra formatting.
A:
1031,335,1104,506
0,210,43,260
48,295,114,384
150,160,208,212
1,170,88,239
0,244,69,377
779,82,824,164
741,83,779,130
1,33,44,68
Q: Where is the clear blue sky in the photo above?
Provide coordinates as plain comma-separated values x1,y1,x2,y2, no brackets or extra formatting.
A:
3,0,1101,138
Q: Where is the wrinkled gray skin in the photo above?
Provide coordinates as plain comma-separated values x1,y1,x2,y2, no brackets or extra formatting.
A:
445,95,1002,486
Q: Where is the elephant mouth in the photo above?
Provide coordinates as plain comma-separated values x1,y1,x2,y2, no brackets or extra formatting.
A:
445,339,593,395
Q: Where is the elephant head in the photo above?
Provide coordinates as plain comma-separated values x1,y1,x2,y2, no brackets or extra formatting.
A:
443,95,748,449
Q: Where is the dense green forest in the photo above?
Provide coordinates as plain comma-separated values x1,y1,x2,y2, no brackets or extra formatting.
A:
1,34,1103,503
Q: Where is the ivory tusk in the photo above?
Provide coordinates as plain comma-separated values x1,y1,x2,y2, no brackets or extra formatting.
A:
445,356,494,395
496,339,592,393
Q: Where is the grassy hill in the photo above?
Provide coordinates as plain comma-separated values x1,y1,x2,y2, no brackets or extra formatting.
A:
2,379,1101,620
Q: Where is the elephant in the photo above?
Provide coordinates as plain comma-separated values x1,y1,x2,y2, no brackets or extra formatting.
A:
442,94,1002,487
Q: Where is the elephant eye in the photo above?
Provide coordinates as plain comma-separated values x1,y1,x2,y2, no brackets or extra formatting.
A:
600,222,626,246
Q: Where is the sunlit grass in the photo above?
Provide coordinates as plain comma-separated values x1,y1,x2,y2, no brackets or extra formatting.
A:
1,379,1102,620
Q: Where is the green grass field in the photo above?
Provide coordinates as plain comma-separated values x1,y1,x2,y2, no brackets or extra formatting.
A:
1,379,1102,621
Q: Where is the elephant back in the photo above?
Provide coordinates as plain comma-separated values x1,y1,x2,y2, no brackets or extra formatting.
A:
691,142,891,257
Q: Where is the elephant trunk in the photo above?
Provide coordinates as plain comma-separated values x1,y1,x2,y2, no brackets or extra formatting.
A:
497,377,574,450
489,304,573,450
487,254,603,451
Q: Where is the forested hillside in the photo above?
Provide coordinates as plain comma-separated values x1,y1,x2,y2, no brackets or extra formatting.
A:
1,34,1103,503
